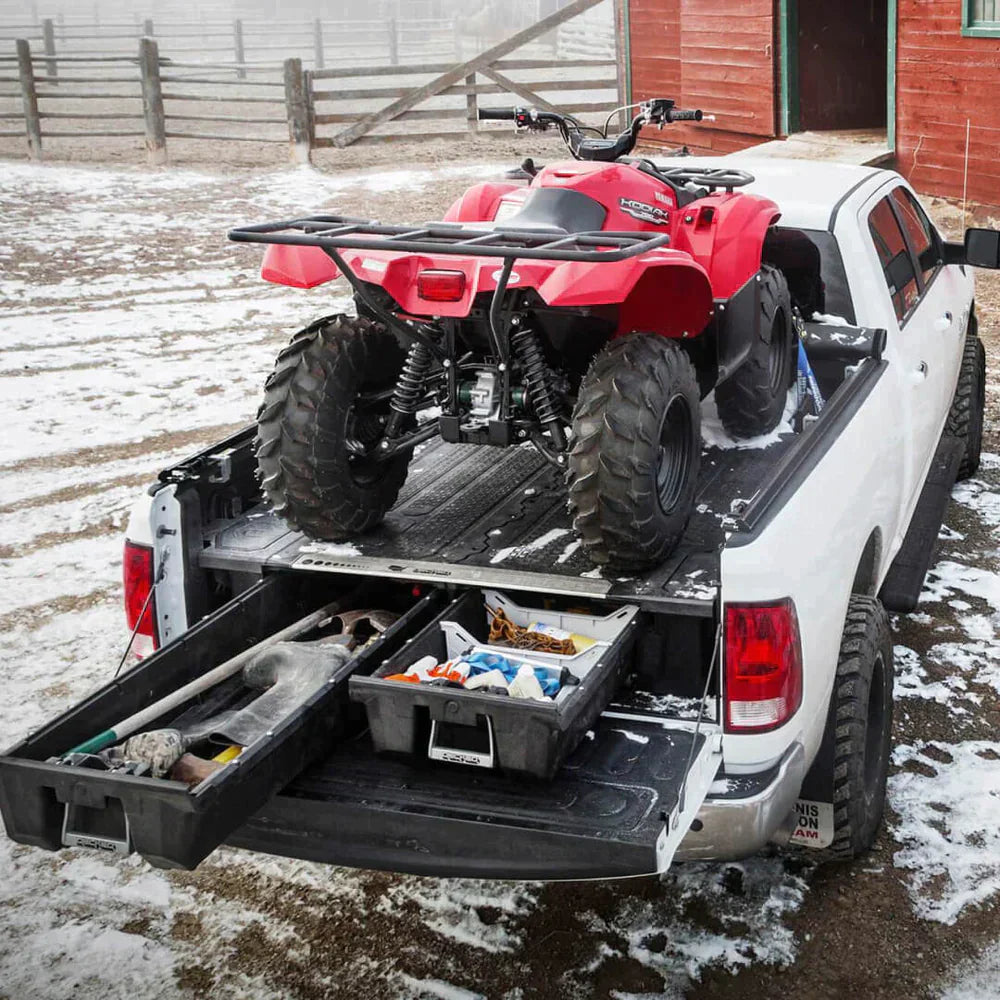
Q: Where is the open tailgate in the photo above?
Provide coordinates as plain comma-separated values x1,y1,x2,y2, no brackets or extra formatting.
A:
230,713,722,880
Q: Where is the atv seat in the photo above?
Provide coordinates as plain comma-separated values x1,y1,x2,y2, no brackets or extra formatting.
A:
495,188,607,235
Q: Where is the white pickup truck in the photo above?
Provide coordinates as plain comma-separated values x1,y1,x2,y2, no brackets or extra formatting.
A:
0,159,992,877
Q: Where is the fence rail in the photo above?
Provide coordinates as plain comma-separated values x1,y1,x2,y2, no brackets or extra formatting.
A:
1,16,463,73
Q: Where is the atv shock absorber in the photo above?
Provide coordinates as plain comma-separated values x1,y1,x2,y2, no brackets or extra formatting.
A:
384,341,433,438
511,325,567,453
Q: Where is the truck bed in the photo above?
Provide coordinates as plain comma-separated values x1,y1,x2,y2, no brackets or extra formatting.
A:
200,434,795,614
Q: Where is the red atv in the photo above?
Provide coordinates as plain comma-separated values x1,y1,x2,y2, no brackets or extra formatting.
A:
230,99,795,570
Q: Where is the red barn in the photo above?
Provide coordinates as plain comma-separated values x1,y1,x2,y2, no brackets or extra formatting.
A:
615,0,1000,212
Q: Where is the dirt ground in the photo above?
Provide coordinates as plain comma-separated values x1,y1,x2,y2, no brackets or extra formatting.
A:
1,140,999,1000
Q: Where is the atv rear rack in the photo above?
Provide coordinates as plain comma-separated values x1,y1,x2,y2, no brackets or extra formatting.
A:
228,215,671,263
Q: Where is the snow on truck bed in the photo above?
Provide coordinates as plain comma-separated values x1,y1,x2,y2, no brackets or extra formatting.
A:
2,161,1000,999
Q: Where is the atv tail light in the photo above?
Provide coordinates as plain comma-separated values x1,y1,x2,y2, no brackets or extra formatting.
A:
417,269,466,302
724,600,802,732
123,540,158,658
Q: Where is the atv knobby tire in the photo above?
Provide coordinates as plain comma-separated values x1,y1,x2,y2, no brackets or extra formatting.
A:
946,320,985,481
568,332,701,570
821,595,894,860
255,315,410,539
715,264,796,439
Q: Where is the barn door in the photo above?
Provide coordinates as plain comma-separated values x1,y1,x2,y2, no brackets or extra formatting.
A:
679,0,776,142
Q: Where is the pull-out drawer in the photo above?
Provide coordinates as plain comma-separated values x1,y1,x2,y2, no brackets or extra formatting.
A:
0,575,442,869
350,588,640,779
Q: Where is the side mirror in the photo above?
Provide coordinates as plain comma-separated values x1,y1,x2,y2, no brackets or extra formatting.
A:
965,228,1000,269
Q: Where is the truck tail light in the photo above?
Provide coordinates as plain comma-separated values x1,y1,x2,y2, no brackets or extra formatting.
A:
417,269,466,302
724,600,802,732
123,540,158,658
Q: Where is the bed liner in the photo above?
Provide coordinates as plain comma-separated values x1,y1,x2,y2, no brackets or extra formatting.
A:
200,433,796,614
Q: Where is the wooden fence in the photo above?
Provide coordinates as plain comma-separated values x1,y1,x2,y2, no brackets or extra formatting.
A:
0,16,463,73
0,0,621,164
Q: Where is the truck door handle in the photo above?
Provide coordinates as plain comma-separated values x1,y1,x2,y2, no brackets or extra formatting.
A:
933,312,953,332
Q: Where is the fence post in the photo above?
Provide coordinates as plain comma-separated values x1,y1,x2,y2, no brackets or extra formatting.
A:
465,72,478,133
17,39,42,161
387,18,399,65
233,19,246,80
138,37,168,166
453,17,462,62
313,18,324,70
283,57,311,165
41,18,56,83
143,18,154,37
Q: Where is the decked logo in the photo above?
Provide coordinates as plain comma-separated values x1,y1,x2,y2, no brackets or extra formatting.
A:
619,197,670,225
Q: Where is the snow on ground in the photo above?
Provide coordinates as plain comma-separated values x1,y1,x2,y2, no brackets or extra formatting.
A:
3,160,1000,998
939,940,1000,1000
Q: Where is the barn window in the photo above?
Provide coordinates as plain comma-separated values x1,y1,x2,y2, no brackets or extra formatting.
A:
963,0,1000,36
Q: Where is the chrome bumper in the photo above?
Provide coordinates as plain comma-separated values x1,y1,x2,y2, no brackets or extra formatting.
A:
675,742,806,862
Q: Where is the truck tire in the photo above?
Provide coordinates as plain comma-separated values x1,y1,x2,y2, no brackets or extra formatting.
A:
255,315,410,539
714,265,796,439
947,324,985,481
567,332,701,570
823,595,895,860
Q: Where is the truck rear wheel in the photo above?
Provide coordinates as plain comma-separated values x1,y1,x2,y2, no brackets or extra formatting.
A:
567,332,701,570
255,315,410,539
714,264,796,439
947,324,985,481
822,595,894,860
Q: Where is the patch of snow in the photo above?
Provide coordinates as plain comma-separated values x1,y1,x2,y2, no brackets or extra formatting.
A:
701,390,796,451
951,477,1000,529
597,859,809,994
921,560,1000,612
938,941,1000,1000
612,729,650,745
379,880,539,955
490,527,571,564
893,644,971,708
298,541,362,558
811,312,853,327
556,538,582,564
399,977,486,1000
890,741,1000,924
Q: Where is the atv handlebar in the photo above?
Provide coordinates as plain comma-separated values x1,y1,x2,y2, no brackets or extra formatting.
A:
477,108,517,121
478,98,708,162
667,108,703,122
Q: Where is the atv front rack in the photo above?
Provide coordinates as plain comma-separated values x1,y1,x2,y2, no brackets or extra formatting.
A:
228,215,671,263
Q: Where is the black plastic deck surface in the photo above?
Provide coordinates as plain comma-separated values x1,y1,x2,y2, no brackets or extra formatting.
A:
230,717,706,879
203,436,793,611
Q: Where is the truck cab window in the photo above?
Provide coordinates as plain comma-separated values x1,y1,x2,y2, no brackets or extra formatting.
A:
868,196,919,323
890,187,943,287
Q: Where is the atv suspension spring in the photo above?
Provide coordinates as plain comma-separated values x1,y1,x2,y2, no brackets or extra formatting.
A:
390,341,433,415
511,326,567,452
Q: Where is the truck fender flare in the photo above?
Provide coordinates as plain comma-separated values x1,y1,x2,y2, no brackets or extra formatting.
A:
852,528,883,597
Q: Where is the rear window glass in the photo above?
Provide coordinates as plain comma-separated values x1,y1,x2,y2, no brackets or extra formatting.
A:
869,196,920,322
767,227,857,324
891,187,942,287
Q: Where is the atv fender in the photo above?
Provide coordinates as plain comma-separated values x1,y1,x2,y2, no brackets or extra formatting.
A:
539,255,714,340
443,181,522,223
699,194,781,300
261,244,340,289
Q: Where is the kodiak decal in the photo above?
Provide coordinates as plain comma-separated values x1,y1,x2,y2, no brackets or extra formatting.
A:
618,197,670,225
